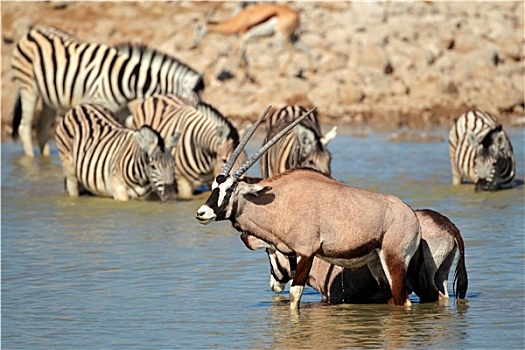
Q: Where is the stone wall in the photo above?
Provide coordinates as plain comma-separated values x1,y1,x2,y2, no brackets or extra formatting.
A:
1,1,523,137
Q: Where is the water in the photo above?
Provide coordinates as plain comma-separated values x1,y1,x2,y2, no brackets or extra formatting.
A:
2,128,524,349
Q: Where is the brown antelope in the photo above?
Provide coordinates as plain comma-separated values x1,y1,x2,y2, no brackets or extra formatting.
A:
265,209,468,304
193,3,314,77
195,107,425,310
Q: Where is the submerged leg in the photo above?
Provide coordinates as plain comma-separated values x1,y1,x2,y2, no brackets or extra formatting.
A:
379,251,411,306
289,255,314,310
18,89,39,158
36,104,58,157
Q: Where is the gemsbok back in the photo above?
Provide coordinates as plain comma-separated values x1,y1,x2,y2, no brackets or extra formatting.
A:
265,209,468,304
195,106,425,310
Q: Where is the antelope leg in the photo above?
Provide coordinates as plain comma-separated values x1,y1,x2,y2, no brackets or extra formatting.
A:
289,255,314,310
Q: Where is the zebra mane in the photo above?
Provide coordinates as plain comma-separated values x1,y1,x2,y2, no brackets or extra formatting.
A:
197,102,240,143
267,108,323,144
138,124,166,152
480,124,503,149
115,42,200,75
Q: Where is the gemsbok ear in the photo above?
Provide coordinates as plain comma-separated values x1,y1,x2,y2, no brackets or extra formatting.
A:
236,183,272,197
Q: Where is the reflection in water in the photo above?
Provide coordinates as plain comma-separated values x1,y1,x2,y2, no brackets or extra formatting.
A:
1,129,523,349
267,301,470,349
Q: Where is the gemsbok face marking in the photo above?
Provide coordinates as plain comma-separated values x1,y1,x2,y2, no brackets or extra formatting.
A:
196,105,423,310
197,175,238,224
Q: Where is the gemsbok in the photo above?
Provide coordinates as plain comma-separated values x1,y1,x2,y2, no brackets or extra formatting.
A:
193,3,314,77
265,209,468,304
195,106,425,310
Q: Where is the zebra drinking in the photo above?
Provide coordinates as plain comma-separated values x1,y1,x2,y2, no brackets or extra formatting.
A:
126,94,247,200
55,103,179,202
11,26,204,157
449,110,515,191
260,105,337,178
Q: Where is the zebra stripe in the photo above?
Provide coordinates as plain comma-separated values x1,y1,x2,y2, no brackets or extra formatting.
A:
127,94,246,199
11,26,204,157
55,103,178,201
260,105,335,178
448,110,515,191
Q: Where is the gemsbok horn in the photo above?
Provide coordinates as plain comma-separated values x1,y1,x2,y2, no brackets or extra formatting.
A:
196,106,425,310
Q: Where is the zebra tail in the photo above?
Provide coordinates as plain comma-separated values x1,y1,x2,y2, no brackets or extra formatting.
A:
12,93,22,140
453,232,468,299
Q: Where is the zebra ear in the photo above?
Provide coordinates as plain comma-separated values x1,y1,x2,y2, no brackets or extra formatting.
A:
165,131,181,152
136,126,161,156
321,126,337,146
216,124,229,145
239,123,253,140
467,132,479,147
124,115,134,129
493,130,507,150
297,125,316,158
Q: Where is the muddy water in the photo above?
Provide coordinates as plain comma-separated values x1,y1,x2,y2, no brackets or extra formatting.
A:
2,127,524,349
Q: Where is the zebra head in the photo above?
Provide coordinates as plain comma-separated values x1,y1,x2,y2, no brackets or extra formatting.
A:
468,125,512,191
267,249,297,294
296,124,333,175
213,124,248,178
136,126,180,201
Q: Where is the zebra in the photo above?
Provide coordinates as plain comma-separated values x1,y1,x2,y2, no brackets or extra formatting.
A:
125,94,247,200
259,105,337,178
449,110,515,191
55,103,179,202
11,26,204,158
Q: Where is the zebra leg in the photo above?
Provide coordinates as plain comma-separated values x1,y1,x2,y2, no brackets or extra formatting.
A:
176,178,194,200
111,177,130,201
449,147,462,185
36,104,57,157
18,89,39,157
61,156,80,197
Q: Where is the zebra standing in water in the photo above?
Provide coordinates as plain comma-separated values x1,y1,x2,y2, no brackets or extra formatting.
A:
11,26,204,157
55,103,179,202
449,110,515,191
260,105,337,178
126,94,247,199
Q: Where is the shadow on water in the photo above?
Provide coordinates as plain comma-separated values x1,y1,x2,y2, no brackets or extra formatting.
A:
264,300,471,349
1,127,524,349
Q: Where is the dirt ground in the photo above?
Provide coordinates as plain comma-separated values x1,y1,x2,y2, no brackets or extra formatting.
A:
1,1,524,138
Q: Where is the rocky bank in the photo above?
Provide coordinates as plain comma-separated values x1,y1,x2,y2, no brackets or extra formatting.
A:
1,1,524,138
